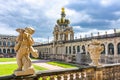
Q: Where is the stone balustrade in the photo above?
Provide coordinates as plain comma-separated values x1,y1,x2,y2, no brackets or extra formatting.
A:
0,64,120,80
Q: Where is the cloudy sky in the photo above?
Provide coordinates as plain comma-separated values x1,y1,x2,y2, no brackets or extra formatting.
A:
0,0,120,42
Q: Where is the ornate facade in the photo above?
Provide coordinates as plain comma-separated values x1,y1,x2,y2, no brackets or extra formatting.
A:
0,35,16,57
34,8,120,63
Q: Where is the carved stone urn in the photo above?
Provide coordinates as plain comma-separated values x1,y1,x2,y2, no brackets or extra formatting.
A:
87,39,104,66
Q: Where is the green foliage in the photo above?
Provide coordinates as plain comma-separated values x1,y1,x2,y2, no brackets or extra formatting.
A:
0,58,16,62
47,61,77,68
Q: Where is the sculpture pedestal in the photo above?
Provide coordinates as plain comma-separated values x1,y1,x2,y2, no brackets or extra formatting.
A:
89,62,102,67
14,68,35,76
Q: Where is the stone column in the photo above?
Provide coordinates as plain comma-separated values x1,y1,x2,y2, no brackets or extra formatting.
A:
114,43,118,63
105,43,108,63
105,43,108,56
114,43,117,57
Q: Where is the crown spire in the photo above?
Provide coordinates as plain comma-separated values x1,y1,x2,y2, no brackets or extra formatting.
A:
61,7,65,13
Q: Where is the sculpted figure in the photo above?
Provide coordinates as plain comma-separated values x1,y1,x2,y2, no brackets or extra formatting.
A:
87,39,104,66
14,27,38,76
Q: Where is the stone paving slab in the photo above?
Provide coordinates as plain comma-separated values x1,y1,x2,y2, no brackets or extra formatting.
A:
34,63,64,70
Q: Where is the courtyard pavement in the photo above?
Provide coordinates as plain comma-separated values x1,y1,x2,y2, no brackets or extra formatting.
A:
0,59,64,70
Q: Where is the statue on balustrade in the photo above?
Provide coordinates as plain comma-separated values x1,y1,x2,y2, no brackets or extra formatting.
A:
14,27,38,76
87,39,104,66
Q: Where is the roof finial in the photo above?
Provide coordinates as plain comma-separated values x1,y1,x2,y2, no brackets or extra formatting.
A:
61,7,65,13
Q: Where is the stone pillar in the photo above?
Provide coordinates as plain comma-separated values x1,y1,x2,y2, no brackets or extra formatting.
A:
85,44,88,55
114,43,117,57
105,43,108,56
105,42,108,63
75,46,77,54
114,43,118,63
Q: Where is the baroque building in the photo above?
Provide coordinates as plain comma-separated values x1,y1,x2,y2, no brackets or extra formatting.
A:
34,8,120,63
0,34,16,57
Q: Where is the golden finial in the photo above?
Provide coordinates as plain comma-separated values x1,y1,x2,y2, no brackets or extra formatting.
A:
61,7,65,13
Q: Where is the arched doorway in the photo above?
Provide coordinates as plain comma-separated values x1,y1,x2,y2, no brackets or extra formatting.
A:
101,44,105,54
108,43,114,55
7,49,10,53
117,43,120,55
82,45,85,53
77,46,80,53
3,49,6,53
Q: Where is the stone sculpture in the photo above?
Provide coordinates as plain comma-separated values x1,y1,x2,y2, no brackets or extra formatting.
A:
14,27,38,76
87,39,104,66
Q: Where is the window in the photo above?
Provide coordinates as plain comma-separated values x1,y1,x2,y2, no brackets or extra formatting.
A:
3,41,6,46
7,42,10,46
0,49,1,53
3,49,6,53
12,49,15,54
108,43,114,55
77,46,80,53
7,49,10,53
82,45,85,52
101,44,105,54
69,46,71,54
73,46,75,54
0,41,2,46
12,42,15,46
117,43,120,55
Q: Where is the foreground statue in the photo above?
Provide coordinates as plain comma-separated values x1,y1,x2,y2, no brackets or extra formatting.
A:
14,27,38,76
88,39,104,66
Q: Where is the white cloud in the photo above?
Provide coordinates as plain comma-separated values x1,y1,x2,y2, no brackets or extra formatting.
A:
65,9,93,24
100,0,119,6
109,18,120,29
0,23,17,35
114,11,120,16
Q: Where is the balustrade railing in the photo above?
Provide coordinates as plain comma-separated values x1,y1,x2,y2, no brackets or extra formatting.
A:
0,64,120,80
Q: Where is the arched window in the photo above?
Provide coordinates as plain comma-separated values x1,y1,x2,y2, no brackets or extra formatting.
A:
7,42,10,46
3,49,6,53
117,43,120,55
0,49,1,53
3,41,6,46
0,41,2,46
7,49,10,53
73,46,76,54
82,45,85,52
101,44,105,54
12,49,15,54
108,43,114,55
77,46,80,53
12,42,15,46
69,46,71,54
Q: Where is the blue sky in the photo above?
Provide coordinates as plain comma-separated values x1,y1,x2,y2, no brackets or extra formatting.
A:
0,0,120,42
